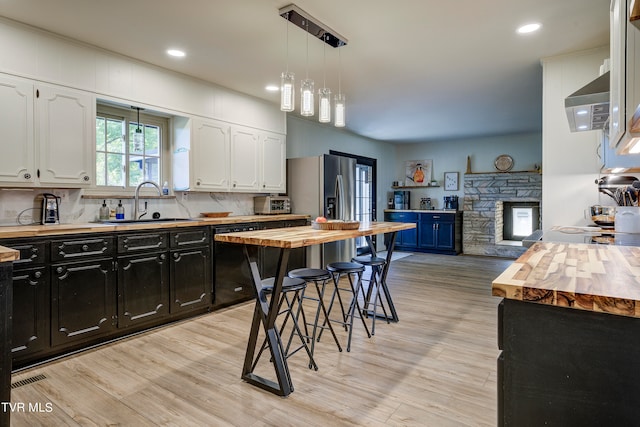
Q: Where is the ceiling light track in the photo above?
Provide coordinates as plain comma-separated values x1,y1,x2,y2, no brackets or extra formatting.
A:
278,4,348,48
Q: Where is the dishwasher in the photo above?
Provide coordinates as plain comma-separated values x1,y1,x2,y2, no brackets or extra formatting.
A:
212,223,258,309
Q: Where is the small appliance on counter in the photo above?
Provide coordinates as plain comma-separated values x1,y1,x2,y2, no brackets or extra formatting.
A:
443,195,458,210
254,195,291,214
394,190,410,210
39,193,60,225
419,197,432,210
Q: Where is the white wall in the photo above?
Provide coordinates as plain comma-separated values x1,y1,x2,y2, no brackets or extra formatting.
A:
0,17,285,133
395,133,542,209
541,47,608,228
286,116,397,221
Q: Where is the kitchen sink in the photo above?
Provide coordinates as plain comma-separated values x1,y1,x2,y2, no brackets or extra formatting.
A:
98,218,195,224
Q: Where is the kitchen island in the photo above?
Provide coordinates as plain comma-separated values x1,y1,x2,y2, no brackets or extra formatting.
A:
492,241,640,426
215,221,417,396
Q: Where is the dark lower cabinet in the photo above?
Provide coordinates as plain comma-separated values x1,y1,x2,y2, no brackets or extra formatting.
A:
51,258,116,347
170,246,211,314
117,252,170,327
12,266,49,360
498,299,640,426
2,221,305,369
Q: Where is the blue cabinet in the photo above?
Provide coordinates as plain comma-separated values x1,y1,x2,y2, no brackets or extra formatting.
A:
384,212,418,248
385,210,461,255
419,213,457,252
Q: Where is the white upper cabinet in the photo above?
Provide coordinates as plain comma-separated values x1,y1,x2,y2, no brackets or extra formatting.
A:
0,75,93,187
191,118,230,191
0,74,34,184
36,84,94,186
610,0,640,153
172,118,286,193
230,126,260,192
261,131,286,193
609,0,626,147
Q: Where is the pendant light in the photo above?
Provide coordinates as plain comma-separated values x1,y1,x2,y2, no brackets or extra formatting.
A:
280,12,295,112
318,34,331,123
300,19,314,117
132,107,144,151
334,48,346,127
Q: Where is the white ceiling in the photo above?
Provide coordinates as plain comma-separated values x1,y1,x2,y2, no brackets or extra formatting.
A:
0,0,610,143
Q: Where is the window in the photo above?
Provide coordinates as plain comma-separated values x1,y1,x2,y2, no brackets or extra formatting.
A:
95,105,168,188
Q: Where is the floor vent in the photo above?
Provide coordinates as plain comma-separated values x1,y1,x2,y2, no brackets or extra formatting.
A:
11,374,47,389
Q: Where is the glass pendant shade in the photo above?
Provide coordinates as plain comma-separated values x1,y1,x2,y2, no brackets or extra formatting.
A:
133,128,144,151
334,94,346,127
280,72,295,112
319,88,331,123
300,79,315,116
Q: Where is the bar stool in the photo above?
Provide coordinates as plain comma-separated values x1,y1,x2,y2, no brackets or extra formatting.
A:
352,255,390,336
323,261,371,352
252,276,318,371
288,268,343,362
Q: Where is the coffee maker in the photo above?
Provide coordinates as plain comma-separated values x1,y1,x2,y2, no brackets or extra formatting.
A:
394,190,410,210
443,195,458,210
40,193,61,225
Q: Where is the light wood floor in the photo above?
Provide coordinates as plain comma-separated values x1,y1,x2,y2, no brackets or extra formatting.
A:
10,253,513,426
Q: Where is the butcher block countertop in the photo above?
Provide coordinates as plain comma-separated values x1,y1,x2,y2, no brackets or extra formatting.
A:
0,214,309,239
0,245,19,262
214,221,417,248
492,241,640,318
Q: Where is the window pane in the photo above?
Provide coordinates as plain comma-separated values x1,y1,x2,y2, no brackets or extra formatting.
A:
129,155,144,187
145,157,160,183
96,151,106,186
106,119,125,153
145,125,160,155
106,153,125,186
96,118,106,152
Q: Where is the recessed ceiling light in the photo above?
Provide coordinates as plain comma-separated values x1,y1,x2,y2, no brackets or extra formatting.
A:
517,23,541,34
265,85,279,92
578,125,588,130
167,49,186,57
576,109,589,115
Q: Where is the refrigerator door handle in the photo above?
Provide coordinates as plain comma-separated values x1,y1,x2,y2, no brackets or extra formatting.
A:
336,174,345,220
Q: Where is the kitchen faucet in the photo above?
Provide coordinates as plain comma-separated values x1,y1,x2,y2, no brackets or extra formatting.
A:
134,181,161,220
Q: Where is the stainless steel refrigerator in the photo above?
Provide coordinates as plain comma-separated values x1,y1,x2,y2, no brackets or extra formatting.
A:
287,154,356,268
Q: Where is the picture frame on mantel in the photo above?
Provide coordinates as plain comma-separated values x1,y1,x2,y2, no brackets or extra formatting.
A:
444,171,459,191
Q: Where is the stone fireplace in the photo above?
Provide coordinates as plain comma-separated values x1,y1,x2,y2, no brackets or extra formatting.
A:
463,172,542,258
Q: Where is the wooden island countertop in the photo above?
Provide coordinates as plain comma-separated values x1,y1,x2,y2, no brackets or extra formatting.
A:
492,241,640,318
0,245,19,263
213,221,417,248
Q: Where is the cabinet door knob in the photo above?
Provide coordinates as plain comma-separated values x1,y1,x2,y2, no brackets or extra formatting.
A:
56,267,63,274
82,244,89,251
196,180,201,186
34,271,42,279
83,175,90,182
173,253,180,259
159,254,166,260
23,172,31,180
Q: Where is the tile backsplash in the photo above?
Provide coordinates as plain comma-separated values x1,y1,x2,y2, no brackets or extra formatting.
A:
0,189,259,226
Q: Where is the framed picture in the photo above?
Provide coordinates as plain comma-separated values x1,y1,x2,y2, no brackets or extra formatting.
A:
404,159,433,186
444,172,459,191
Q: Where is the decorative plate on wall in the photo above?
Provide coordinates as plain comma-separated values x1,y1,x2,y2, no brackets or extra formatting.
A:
494,154,514,172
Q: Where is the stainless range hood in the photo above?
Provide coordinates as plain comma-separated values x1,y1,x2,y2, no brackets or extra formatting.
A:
564,71,610,132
